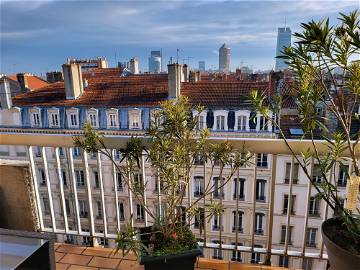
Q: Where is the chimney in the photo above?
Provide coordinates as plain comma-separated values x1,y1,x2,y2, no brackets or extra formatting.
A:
168,63,182,99
182,64,189,82
189,71,201,82
16,73,28,92
129,57,140,74
0,78,13,109
62,63,84,100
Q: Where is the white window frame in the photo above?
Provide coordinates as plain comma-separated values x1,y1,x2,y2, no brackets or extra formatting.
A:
66,108,79,128
232,210,244,232
30,107,42,127
193,176,204,197
87,108,99,128
106,109,119,129
136,204,145,220
213,110,228,131
48,107,60,128
256,112,272,132
193,110,207,130
129,109,142,129
234,110,250,131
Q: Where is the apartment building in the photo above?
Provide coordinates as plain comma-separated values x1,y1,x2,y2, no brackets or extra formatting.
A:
0,62,348,269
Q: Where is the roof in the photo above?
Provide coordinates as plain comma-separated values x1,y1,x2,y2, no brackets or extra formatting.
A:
8,74,49,90
13,68,273,108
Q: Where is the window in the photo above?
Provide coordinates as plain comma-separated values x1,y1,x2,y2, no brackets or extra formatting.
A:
73,147,81,158
114,149,121,160
75,170,85,187
50,112,59,127
232,210,243,232
251,245,262,264
31,110,41,127
285,163,299,184
254,213,264,234
212,240,223,259
256,179,266,202
233,178,245,200
67,109,79,128
312,164,322,183
66,233,74,244
257,154,268,168
35,146,42,157
94,171,100,188
306,228,317,247
231,243,242,262
309,197,320,216
133,173,143,193
212,177,224,199
197,115,205,130
62,170,67,187
237,115,247,131
79,200,88,218
154,175,164,193
59,147,65,157
96,201,102,219
65,199,71,216
129,110,142,129
279,256,289,267
193,176,204,197
216,115,225,130
280,225,293,245
194,208,204,229
136,204,145,221
88,111,98,128
82,228,91,246
99,230,108,247
194,155,205,165
338,165,348,187
283,194,296,215
39,169,46,186
116,172,123,191
43,198,50,215
258,115,267,130
212,213,222,231
118,202,125,220
302,258,313,270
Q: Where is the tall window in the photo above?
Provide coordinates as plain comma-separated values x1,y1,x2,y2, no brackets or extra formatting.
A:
43,198,50,215
216,115,225,130
233,178,245,200
231,242,242,262
118,202,125,220
129,110,141,129
232,210,243,232
73,147,81,158
109,114,117,127
194,208,205,229
31,112,41,127
280,225,293,245
283,194,296,215
96,201,102,219
193,176,204,197
338,165,348,187
212,177,224,199
237,115,247,131
94,171,100,188
251,245,262,264
279,256,289,267
306,228,317,247
39,169,46,186
197,115,205,130
258,115,267,130
50,113,59,127
62,170,67,187
116,172,123,191
88,113,97,127
70,113,77,127
136,204,145,221
79,200,88,218
312,164,323,183
194,155,205,165
254,213,264,234
285,163,299,184
257,154,268,168
212,240,223,259
212,213,222,231
133,173,143,193
309,197,320,216
75,170,85,187
256,179,266,202
65,199,71,216
114,149,121,160
82,228,91,246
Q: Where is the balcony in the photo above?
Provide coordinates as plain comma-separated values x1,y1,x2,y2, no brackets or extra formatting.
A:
0,132,340,269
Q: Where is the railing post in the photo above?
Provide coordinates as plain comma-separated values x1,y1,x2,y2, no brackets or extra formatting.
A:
42,146,56,231
111,150,121,231
265,154,277,265
127,159,134,228
284,156,295,254
251,164,257,251
141,152,148,226
28,146,44,231
97,151,108,241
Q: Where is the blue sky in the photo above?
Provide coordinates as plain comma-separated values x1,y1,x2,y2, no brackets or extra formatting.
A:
1,0,358,75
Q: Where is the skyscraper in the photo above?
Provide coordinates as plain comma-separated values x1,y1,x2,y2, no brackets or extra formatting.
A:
198,61,205,72
148,50,162,73
219,43,230,73
275,27,291,71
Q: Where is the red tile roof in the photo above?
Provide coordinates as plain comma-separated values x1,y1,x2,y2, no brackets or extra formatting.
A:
8,74,49,90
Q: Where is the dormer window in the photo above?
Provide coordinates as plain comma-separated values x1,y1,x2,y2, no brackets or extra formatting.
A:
87,109,98,128
235,111,250,131
48,108,60,128
66,108,79,128
30,107,41,127
193,110,207,130
213,110,228,131
106,109,119,129
129,109,142,129
257,113,272,132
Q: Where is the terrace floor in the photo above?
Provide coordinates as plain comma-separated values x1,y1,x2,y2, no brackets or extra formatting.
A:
54,243,299,270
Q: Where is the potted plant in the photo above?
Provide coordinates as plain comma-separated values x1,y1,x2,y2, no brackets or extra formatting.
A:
250,10,360,269
75,96,252,270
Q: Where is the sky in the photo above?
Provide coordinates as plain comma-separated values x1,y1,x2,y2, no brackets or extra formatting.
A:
0,0,359,75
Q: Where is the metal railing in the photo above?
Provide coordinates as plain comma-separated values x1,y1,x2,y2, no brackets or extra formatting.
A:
1,130,359,268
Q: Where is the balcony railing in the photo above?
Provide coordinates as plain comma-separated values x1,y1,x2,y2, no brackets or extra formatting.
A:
2,131,354,268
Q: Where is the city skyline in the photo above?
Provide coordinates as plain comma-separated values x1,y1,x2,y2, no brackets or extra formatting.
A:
1,0,358,75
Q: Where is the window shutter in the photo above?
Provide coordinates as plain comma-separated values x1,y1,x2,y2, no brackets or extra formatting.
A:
249,111,257,130
206,110,214,128
228,110,235,130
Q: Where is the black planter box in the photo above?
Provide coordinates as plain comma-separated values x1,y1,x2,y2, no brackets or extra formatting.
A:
140,248,202,270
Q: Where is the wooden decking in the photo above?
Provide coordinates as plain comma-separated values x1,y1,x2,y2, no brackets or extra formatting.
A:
54,243,298,270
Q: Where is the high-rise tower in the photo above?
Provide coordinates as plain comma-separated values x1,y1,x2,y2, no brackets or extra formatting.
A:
219,43,230,74
275,27,291,71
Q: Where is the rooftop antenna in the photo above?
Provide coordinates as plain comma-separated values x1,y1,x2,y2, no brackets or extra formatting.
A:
285,16,287,29
176,49,179,64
